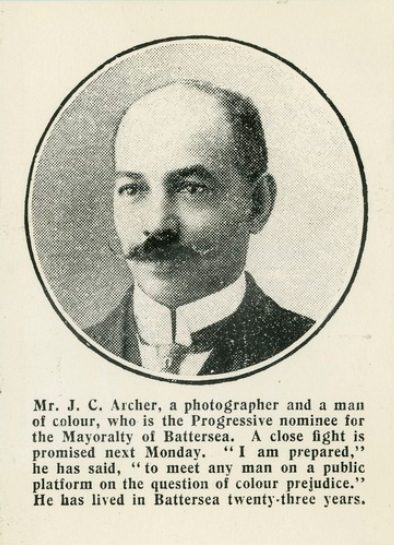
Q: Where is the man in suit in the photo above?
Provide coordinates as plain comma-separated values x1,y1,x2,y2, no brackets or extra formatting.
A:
87,80,314,376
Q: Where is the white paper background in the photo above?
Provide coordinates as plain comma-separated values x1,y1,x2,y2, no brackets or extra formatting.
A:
1,2,394,545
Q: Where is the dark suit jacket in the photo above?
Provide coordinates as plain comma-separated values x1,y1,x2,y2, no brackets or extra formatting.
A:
85,273,314,375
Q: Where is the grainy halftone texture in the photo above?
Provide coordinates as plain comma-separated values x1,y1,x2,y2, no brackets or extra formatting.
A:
30,40,364,329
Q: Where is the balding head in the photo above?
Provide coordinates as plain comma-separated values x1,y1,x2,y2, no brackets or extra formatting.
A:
115,80,268,184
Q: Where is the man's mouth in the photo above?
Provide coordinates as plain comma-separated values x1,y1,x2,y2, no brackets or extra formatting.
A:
126,244,197,263
137,247,192,263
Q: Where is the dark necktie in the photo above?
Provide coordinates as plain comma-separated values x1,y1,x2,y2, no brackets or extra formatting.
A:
157,343,191,374
155,311,229,375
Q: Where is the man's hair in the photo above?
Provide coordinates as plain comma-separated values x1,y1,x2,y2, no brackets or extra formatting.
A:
176,80,268,183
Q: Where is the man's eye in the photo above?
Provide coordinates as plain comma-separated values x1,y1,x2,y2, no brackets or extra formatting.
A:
177,182,210,196
118,184,142,197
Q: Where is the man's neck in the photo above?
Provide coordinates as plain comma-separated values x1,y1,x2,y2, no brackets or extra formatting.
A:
133,272,247,346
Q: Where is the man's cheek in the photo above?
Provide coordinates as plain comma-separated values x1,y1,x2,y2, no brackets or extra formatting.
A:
182,209,214,230
188,205,236,228
183,219,223,246
115,214,144,250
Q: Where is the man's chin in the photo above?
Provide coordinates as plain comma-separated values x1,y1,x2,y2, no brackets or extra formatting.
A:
125,254,243,307
126,258,210,307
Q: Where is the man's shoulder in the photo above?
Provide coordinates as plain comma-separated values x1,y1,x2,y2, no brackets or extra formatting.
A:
84,288,136,358
84,275,315,373
255,290,313,338
243,272,314,343
201,273,315,374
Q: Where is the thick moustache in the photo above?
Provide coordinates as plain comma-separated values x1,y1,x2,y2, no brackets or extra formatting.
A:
126,230,197,262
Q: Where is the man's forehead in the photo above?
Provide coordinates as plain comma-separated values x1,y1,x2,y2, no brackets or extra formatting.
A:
122,82,226,119
117,85,232,142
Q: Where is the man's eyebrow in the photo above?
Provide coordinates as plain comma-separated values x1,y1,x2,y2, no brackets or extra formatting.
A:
115,166,219,183
168,165,216,181
115,171,145,180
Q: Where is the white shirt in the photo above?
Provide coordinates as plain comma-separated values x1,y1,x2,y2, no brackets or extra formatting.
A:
133,273,247,376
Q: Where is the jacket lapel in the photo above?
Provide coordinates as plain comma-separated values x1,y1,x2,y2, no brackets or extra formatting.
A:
198,273,274,375
120,289,142,365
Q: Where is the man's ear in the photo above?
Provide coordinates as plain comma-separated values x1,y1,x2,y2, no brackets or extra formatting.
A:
249,173,276,234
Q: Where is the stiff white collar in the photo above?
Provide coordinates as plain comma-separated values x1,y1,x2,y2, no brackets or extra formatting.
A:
134,273,246,346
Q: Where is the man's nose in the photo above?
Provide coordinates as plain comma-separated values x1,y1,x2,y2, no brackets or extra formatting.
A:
142,195,179,238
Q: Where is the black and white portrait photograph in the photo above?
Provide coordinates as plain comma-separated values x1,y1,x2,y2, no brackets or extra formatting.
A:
3,3,394,545
26,37,366,382
0,0,394,545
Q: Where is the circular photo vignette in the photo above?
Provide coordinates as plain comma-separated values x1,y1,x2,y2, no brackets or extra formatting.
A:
25,35,368,385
